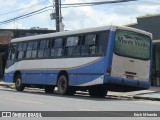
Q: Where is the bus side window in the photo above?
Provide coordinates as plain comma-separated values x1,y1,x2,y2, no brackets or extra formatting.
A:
51,38,64,57
98,31,109,54
44,40,51,58
38,40,46,58
81,33,98,55
26,42,33,59
74,36,81,56
31,41,38,58
81,36,89,55
9,44,16,60
17,42,27,59
65,36,81,56
6,44,17,68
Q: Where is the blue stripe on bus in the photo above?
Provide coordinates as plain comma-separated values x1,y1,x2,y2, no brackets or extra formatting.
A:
5,71,150,89
105,31,115,72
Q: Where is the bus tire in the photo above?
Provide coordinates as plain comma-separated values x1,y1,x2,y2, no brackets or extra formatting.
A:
89,86,107,98
45,85,55,94
57,75,75,95
15,74,25,91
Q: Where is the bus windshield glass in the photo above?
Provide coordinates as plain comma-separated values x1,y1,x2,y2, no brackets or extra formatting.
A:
114,30,151,60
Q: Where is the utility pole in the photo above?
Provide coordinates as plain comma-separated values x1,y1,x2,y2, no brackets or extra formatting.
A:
55,0,60,32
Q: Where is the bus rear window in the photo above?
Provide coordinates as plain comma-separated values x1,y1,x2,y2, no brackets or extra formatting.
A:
114,30,151,60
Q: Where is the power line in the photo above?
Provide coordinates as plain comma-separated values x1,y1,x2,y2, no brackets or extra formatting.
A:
13,9,52,22
0,9,52,25
0,0,48,16
0,0,137,26
61,0,136,6
0,6,52,25
60,0,136,8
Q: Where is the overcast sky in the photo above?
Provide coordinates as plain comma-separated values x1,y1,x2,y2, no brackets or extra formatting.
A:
0,0,160,30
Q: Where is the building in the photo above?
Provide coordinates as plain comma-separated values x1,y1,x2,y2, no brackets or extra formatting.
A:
127,14,160,86
0,29,55,78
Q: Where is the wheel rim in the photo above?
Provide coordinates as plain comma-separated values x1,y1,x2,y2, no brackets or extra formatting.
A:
58,76,67,94
16,78,21,87
60,80,65,90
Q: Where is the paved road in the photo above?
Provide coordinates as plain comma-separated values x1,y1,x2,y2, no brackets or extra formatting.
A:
0,87,160,120
0,87,160,112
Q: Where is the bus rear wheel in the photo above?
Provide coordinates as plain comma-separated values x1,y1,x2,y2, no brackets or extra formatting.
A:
57,75,75,95
89,86,108,98
15,74,25,91
45,85,55,94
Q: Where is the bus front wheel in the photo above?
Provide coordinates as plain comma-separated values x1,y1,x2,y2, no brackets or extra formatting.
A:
57,75,75,95
15,74,25,91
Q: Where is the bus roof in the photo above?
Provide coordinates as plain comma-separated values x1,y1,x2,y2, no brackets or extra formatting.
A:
11,25,152,43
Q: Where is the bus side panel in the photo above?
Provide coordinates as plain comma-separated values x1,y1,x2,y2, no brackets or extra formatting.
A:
4,63,16,83
46,72,57,85
22,70,47,85
47,69,77,86
76,57,105,86
4,73,14,83
22,72,29,83
46,70,76,86
68,73,77,86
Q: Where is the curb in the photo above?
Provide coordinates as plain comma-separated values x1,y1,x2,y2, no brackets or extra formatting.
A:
0,82,15,89
133,95,160,101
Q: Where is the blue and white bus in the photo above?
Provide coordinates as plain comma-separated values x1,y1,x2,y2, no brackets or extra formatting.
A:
4,25,152,97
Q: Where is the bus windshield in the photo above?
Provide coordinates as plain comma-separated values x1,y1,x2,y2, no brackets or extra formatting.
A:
114,30,151,60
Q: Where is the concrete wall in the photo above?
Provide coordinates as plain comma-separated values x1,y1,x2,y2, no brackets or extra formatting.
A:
128,15,160,40
0,31,14,45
